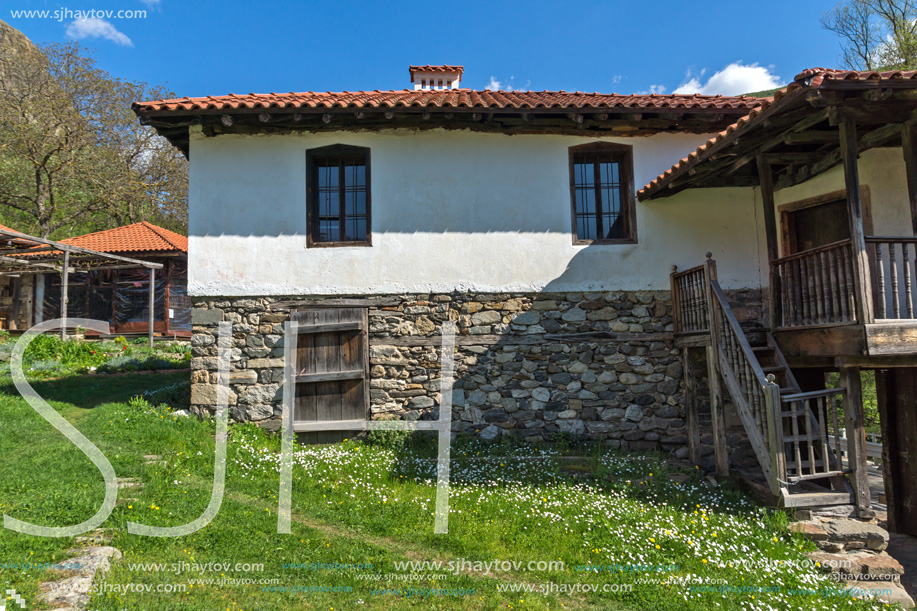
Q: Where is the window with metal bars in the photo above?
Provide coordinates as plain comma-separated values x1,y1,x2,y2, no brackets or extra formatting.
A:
306,144,371,247
568,142,636,244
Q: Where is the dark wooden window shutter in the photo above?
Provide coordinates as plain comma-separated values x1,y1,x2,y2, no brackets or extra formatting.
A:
291,307,369,444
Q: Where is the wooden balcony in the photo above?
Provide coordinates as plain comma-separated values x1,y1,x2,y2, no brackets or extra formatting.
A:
772,236,917,362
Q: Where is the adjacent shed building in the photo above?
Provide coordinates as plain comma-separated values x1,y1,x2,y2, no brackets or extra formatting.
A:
35,222,190,337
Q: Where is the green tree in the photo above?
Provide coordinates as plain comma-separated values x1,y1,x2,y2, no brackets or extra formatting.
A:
822,0,917,71
0,41,187,239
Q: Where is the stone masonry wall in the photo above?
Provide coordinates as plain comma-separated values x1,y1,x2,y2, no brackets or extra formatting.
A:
190,291,690,450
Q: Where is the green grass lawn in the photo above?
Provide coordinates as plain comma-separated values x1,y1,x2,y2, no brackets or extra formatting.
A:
0,372,891,610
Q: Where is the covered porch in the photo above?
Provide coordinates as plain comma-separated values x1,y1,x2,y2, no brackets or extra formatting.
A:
642,69,917,528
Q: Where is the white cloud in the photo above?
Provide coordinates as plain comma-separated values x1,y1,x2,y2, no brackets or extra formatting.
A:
139,0,161,5
65,17,133,46
636,84,667,95
673,62,782,96
485,75,529,92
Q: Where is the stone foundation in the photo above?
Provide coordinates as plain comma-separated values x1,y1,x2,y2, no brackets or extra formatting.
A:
190,291,691,450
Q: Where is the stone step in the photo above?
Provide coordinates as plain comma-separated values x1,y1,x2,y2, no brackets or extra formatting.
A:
808,550,905,581
792,518,889,552
74,529,115,546
39,546,122,611
845,578,914,608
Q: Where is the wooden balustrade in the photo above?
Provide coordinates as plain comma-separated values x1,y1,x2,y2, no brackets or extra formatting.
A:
866,236,917,320
780,389,847,482
670,262,712,334
708,281,782,491
772,239,857,328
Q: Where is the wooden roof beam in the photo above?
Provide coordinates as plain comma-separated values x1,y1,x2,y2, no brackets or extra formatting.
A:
0,256,65,272
784,130,840,145
723,108,830,177
774,121,904,190
0,229,163,269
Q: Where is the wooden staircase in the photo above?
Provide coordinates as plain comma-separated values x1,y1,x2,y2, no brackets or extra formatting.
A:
735,323,855,507
672,255,856,508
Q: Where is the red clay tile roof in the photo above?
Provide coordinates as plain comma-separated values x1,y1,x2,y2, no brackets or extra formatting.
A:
638,67,917,200
0,224,40,247
61,222,187,254
794,67,917,85
133,89,762,114
409,65,464,82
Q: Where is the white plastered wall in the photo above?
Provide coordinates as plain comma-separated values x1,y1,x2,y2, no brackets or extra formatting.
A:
188,127,768,297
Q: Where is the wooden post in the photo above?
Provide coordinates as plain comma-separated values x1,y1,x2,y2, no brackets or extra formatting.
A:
875,370,898,532
702,254,729,477
839,365,873,515
756,157,781,330
84,273,90,320
670,265,681,333
684,347,700,464
148,267,155,348
8,276,21,330
839,116,875,324
111,270,119,333
60,251,69,341
163,259,171,337
902,120,917,236
763,374,786,497
705,345,730,477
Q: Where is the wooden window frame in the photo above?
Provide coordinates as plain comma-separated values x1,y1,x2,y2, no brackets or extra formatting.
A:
568,142,637,245
778,186,873,256
306,144,372,248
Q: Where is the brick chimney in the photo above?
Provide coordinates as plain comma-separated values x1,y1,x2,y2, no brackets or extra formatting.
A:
409,65,463,90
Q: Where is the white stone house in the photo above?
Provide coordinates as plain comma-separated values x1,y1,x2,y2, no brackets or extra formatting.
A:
135,66,917,520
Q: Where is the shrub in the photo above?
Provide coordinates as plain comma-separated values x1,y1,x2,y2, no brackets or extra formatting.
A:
128,395,154,411
162,342,191,354
96,355,143,373
141,379,191,409
24,334,63,362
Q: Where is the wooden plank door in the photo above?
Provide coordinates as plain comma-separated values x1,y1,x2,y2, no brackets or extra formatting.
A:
877,368,917,536
291,307,369,444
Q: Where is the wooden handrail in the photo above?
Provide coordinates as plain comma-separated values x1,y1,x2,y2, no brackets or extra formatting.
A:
671,263,705,280
709,281,770,387
865,235,917,243
772,238,853,265
781,388,846,402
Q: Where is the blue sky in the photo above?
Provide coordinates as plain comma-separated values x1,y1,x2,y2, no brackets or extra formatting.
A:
7,0,844,99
